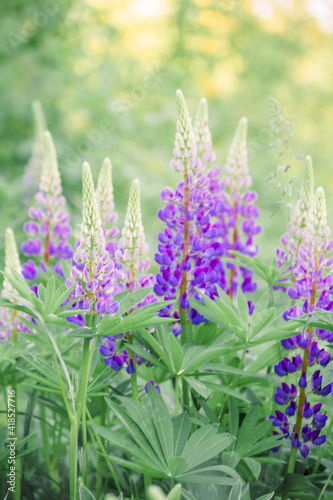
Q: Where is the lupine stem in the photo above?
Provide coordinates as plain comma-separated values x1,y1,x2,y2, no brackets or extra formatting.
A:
96,397,106,499
128,332,139,401
144,474,152,496
318,466,333,500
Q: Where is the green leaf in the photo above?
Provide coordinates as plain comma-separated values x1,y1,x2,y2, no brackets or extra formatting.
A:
98,315,174,336
246,343,281,375
117,287,153,315
256,493,275,500
104,398,166,471
79,483,96,500
228,479,242,500
181,425,218,462
228,397,239,443
236,288,249,332
168,457,188,476
184,377,210,399
91,424,162,473
168,333,183,373
173,412,191,456
236,406,258,454
182,344,231,374
177,465,238,485
43,276,56,316
322,360,333,388
149,384,174,461
184,433,234,471
118,397,167,469
203,381,249,403
242,457,261,480
167,485,182,500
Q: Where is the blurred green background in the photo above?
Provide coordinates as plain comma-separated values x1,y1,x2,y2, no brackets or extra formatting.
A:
1,0,333,272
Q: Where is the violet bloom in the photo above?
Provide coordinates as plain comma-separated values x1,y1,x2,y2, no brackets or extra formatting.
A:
217,117,262,301
271,187,333,459
21,131,73,280
67,162,119,316
0,229,33,341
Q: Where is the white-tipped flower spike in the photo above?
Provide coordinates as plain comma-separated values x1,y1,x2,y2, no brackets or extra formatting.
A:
115,179,151,289
311,187,330,245
225,117,249,183
171,89,197,174
38,131,63,201
22,131,73,275
22,100,47,198
69,162,118,315
2,229,22,300
193,97,216,166
96,158,120,246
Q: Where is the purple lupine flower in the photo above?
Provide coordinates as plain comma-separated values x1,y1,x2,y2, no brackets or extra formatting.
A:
96,157,120,258
21,131,73,279
66,162,119,316
155,92,261,331
216,117,262,301
145,380,161,394
271,186,333,459
0,229,33,341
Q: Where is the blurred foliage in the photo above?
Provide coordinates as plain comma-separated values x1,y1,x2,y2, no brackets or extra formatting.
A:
1,0,333,272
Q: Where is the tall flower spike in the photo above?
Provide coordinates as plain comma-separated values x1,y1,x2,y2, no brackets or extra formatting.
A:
22,100,47,200
219,117,261,300
22,131,73,280
193,97,216,167
68,162,118,317
96,157,119,256
0,229,31,341
277,156,315,271
115,179,154,293
171,89,197,174
3,229,21,299
272,186,333,461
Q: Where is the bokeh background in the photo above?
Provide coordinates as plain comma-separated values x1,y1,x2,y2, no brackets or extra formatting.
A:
1,0,333,272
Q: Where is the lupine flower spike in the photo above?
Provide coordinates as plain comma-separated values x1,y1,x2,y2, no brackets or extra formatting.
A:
22,100,47,200
0,229,31,341
115,179,155,295
100,179,155,375
96,157,120,257
67,162,119,320
22,131,73,281
272,185,333,460
219,117,261,302
277,155,314,272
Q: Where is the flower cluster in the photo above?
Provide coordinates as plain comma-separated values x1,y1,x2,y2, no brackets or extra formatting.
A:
0,229,32,341
22,131,73,281
66,162,119,319
276,156,314,285
271,185,333,458
96,157,120,257
99,335,152,374
154,90,261,331
115,178,156,301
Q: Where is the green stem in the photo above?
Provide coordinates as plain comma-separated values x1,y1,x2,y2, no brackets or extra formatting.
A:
76,310,95,488
318,466,333,500
96,397,106,499
180,324,190,410
281,447,297,500
128,333,139,401
69,418,78,500
86,407,121,493
144,474,152,496
175,376,180,417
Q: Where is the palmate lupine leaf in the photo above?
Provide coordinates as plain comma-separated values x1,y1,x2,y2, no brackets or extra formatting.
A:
94,391,236,484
